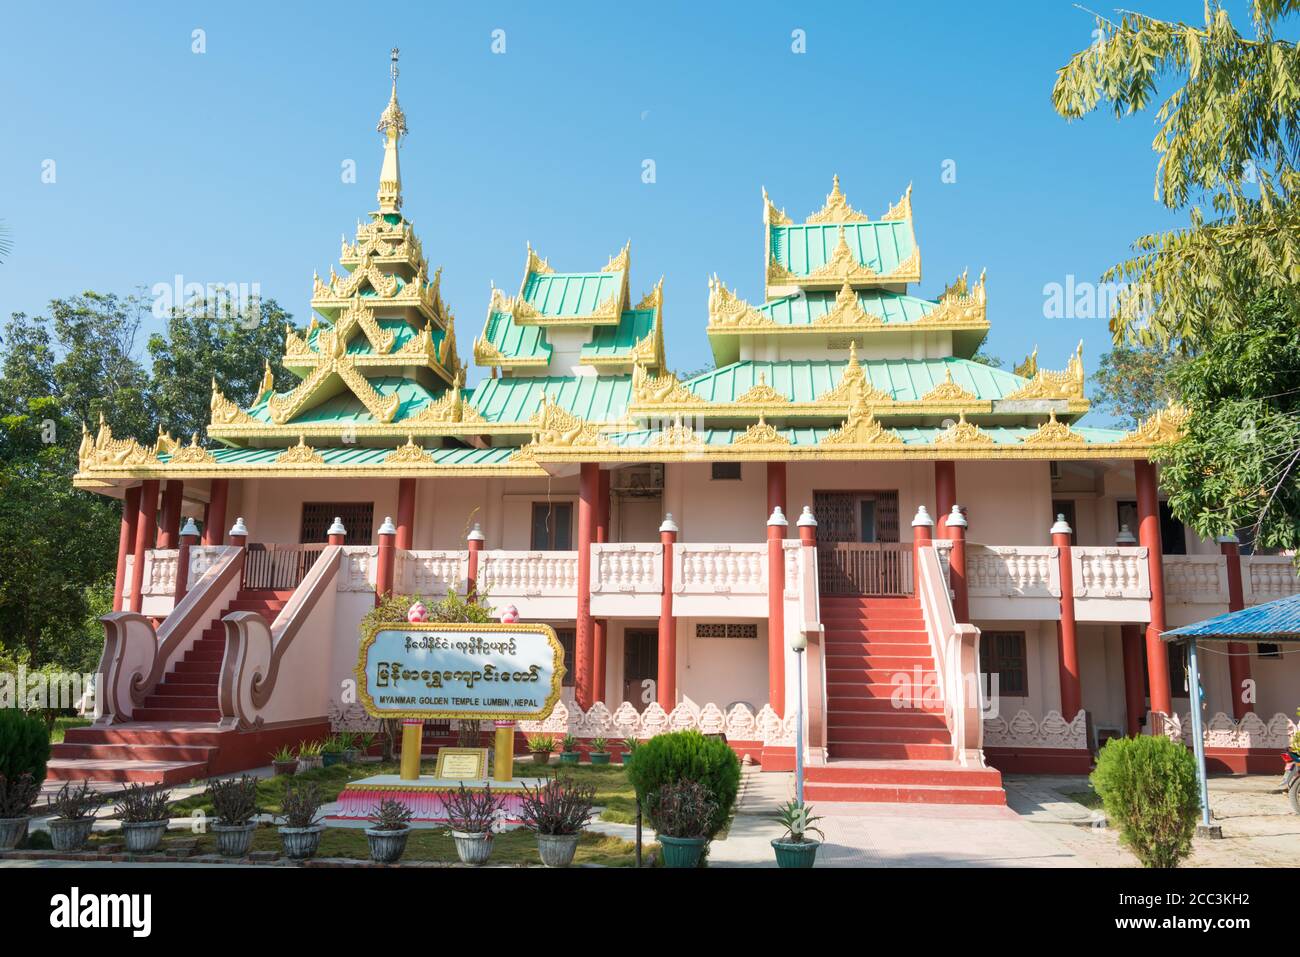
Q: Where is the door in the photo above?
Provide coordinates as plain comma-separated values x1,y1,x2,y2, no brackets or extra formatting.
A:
814,490,909,594
623,629,658,709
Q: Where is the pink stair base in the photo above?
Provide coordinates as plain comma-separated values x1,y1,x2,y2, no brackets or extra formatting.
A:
333,784,531,823
812,595,1006,805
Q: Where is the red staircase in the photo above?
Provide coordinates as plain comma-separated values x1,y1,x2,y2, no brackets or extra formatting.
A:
805,595,1004,805
47,589,295,785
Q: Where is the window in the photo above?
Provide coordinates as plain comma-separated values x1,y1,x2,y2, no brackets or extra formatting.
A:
1051,500,1077,541
300,502,373,545
555,628,575,687
1116,501,1187,555
694,623,758,639
531,502,573,551
1257,643,1281,659
711,462,742,481
980,631,1027,697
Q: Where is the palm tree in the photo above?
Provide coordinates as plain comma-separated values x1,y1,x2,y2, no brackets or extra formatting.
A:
0,221,11,264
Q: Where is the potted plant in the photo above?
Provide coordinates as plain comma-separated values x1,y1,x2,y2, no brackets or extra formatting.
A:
46,781,106,851
271,745,297,777
645,779,717,868
206,776,260,858
116,783,172,854
366,798,414,864
0,773,40,850
517,775,595,867
444,783,505,866
278,781,325,860
621,736,639,765
297,739,324,772
526,734,555,767
558,734,581,766
356,732,378,762
588,737,611,766
321,734,347,768
771,799,824,868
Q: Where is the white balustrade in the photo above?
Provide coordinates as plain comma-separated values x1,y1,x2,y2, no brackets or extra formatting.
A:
1245,556,1300,604
403,550,465,596
1162,555,1228,605
1072,546,1149,599
141,549,178,597
479,550,578,597
673,543,767,595
965,545,1059,598
591,543,661,594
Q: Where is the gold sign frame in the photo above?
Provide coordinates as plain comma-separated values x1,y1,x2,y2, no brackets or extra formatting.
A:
433,747,489,780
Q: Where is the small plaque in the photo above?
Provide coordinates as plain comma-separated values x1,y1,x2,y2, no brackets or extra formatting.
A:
434,747,489,780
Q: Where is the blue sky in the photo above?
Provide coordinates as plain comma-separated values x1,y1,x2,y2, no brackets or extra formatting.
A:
0,1,1222,407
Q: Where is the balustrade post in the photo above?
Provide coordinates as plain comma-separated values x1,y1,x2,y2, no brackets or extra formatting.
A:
1219,534,1254,719
227,517,248,548
767,506,789,717
203,479,229,546
1136,459,1172,718
935,461,956,539
657,514,678,712
174,518,200,605
911,506,934,590
157,480,184,549
129,480,160,614
375,516,396,606
113,485,141,613
327,516,347,547
1052,514,1082,721
947,505,969,623
466,523,484,598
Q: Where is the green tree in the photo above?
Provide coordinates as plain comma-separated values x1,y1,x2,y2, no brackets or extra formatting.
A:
0,313,56,418
1053,1,1300,346
147,297,296,440
1090,343,1181,429
1156,291,1300,551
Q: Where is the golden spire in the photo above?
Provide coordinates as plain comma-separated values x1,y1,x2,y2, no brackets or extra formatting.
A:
376,47,407,214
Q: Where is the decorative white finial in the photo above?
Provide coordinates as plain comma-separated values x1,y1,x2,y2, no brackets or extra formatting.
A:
946,505,967,528
911,506,934,528
1116,524,1138,546
1215,533,1240,545
378,516,397,536
797,506,818,527
228,517,248,537
1050,513,1073,536
327,516,347,537
659,513,679,533
180,518,201,539
467,522,485,542
767,506,788,527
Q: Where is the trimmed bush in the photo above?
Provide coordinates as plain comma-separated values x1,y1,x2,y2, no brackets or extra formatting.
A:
0,709,50,786
1091,734,1200,868
626,730,740,838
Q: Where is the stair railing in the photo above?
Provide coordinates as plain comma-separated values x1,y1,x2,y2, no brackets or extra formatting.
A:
915,543,984,767
796,537,828,764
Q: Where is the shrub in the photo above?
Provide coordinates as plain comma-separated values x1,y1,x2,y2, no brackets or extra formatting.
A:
444,783,504,834
1091,734,1200,868
0,709,50,786
0,773,40,818
517,775,595,836
626,730,740,838
117,783,171,823
206,776,260,826
646,779,717,839
279,782,324,829
526,734,555,754
369,798,413,832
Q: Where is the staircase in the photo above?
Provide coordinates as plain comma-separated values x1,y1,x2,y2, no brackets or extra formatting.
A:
805,595,1004,805
47,589,295,785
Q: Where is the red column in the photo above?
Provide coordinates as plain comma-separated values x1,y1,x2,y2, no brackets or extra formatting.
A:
1220,535,1254,719
375,516,396,606
396,478,416,551
327,515,347,547
947,506,969,623
1135,460,1172,716
766,462,787,527
204,479,229,546
174,519,200,604
1052,514,1082,720
112,486,141,612
657,515,678,711
935,461,956,538
911,505,934,588
156,481,184,549
1121,624,1146,736
466,523,484,597
129,481,160,613
593,469,611,705
575,462,598,710
767,506,788,717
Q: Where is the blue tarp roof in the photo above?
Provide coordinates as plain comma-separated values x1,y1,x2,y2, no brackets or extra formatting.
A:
1162,592,1300,643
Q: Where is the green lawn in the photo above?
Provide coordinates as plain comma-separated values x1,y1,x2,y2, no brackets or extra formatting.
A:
49,716,90,744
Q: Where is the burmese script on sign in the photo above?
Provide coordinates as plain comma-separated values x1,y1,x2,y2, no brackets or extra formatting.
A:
359,625,563,719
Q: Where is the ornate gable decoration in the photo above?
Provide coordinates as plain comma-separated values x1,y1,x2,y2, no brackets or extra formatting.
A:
602,241,631,274
528,394,611,449
211,380,261,426
707,276,769,329
881,183,913,222
169,433,218,465
631,361,696,406
1004,341,1085,401
921,369,980,404
733,415,790,447
768,226,922,287
762,187,792,226
817,343,893,405
820,406,904,447
385,435,436,464
811,281,886,328
1122,402,1190,446
934,412,995,447
649,415,707,450
525,243,554,276
78,415,161,472
733,373,789,407
1020,410,1087,446
405,372,484,426
276,436,326,465
806,175,869,224
919,268,988,326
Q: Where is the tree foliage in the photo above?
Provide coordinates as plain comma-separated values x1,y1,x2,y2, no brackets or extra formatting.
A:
1090,342,1181,429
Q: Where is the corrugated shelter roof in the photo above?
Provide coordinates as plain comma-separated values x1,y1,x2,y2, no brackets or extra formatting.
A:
770,221,914,278
602,422,1128,448
758,288,937,326
248,376,440,425
160,443,521,467
582,309,654,362
480,307,552,365
1163,593,1300,643
467,374,632,424
523,270,623,318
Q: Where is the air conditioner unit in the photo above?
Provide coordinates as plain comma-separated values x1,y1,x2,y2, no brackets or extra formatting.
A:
612,464,664,496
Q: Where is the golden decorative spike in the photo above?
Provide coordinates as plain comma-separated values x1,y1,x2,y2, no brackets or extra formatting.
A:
806,174,869,224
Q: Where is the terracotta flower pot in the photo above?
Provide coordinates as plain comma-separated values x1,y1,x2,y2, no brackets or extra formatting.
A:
121,820,168,854
49,817,96,852
279,824,325,860
365,827,410,864
451,830,493,865
212,822,257,858
0,816,29,850
535,832,580,868
530,752,551,766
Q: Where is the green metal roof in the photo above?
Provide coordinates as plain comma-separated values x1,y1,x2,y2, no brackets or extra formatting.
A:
249,376,440,425
467,374,632,424
602,423,1128,449
523,270,623,317
161,443,522,467
683,358,1027,405
581,309,654,361
757,289,938,326
481,307,552,364
769,222,915,279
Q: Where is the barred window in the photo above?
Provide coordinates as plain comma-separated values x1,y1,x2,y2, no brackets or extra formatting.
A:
980,631,1027,697
300,502,373,545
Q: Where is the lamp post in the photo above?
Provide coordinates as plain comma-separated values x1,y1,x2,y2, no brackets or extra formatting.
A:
791,626,807,804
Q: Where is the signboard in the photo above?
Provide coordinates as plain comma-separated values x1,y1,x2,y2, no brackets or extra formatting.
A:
356,622,565,721
434,747,489,780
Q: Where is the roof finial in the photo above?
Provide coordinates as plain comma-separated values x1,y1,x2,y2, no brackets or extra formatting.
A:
376,47,407,214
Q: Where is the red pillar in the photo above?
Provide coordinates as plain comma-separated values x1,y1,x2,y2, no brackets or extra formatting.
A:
204,479,229,546
947,506,969,623
396,478,416,551
766,462,787,528
1121,624,1146,736
375,516,396,606
911,506,934,588
657,515,678,712
767,506,788,717
593,469,610,705
1052,514,1082,720
174,519,200,604
935,461,956,538
156,481,184,549
575,462,598,710
1220,535,1254,719
112,486,141,612
129,481,160,614
1135,460,1172,717
466,524,484,597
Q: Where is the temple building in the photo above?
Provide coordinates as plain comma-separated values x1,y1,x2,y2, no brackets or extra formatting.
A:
65,56,1300,802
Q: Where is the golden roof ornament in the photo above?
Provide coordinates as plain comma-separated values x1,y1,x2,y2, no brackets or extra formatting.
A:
806,175,869,224
376,47,406,214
